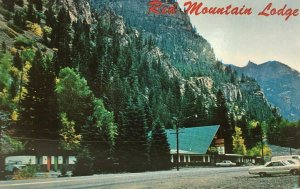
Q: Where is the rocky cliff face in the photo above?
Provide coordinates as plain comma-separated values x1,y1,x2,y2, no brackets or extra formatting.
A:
91,0,216,68
90,0,274,121
50,0,93,24
95,5,216,97
233,61,300,120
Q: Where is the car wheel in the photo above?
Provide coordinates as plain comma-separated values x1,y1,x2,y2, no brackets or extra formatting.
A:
259,172,267,177
290,169,298,175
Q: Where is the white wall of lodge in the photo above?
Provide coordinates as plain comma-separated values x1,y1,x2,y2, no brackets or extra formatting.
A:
5,156,36,164
170,153,257,165
68,156,76,164
5,156,76,165
170,154,212,163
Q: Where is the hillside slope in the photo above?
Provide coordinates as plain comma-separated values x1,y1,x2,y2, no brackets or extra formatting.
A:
233,61,300,120
91,0,275,122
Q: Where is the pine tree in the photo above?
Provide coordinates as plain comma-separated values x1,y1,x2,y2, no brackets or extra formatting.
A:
253,122,263,146
52,8,72,70
72,21,91,75
118,97,149,172
2,0,15,12
111,36,120,66
13,52,23,70
72,147,94,176
88,49,99,89
1,42,6,52
136,31,143,50
84,99,117,172
13,11,26,29
26,1,37,22
114,114,127,171
18,50,59,140
181,84,197,127
45,6,56,28
149,120,171,170
237,115,249,148
93,56,110,97
214,89,234,153
33,0,43,12
15,0,24,7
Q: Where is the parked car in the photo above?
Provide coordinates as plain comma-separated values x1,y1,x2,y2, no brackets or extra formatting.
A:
216,160,236,167
283,159,300,165
248,160,299,177
283,159,300,171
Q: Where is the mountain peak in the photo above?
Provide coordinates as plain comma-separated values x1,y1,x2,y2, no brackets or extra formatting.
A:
246,61,257,66
234,60,300,120
262,61,289,68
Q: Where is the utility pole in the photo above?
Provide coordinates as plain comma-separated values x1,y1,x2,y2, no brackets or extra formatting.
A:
287,137,294,155
0,125,5,179
173,114,197,171
176,122,179,171
261,134,264,164
0,113,9,179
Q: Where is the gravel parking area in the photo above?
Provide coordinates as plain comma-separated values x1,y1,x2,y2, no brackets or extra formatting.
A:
113,168,300,189
171,174,300,189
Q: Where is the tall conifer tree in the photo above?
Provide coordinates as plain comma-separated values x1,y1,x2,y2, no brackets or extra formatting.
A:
52,8,72,71
15,0,24,7
214,89,234,153
118,97,149,172
3,0,15,12
18,50,59,139
149,120,171,170
33,0,43,12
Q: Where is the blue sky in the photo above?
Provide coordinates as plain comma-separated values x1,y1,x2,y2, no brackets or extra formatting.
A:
178,0,300,71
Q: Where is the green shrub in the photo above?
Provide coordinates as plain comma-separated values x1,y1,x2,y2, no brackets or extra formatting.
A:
13,165,37,180
60,164,68,177
72,148,94,176
0,6,12,20
14,36,35,48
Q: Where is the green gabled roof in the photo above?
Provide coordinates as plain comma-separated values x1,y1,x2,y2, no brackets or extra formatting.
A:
166,125,220,154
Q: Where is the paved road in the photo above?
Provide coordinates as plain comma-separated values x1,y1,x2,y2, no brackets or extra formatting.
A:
0,167,298,189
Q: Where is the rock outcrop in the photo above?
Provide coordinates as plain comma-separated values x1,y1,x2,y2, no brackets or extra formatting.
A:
50,0,93,24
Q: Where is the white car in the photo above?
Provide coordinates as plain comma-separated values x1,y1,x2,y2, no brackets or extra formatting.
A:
216,160,236,167
248,160,299,177
283,159,300,171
